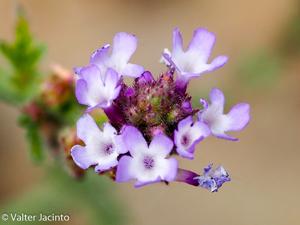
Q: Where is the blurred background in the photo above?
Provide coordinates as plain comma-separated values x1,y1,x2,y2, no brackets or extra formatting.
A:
0,0,300,225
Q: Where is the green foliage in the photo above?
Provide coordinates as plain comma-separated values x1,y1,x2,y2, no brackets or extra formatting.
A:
18,114,44,163
278,2,300,56
0,14,45,105
46,97,84,127
0,167,128,225
51,167,128,225
280,15,300,56
0,12,127,225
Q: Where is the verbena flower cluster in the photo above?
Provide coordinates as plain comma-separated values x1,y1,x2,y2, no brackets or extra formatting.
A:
71,28,250,191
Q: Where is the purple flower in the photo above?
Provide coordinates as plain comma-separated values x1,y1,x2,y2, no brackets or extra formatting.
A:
174,116,210,159
198,88,250,141
70,28,251,190
90,32,144,78
75,65,121,111
193,164,230,192
116,126,178,187
162,28,228,84
71,114,127,172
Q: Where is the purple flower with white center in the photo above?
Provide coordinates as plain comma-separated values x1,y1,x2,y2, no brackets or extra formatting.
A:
90,32,144,78
174,116,210,159
198,88,250,141
162,28,228,87
193,164,230,192
70,28,251,191
71,114,127,172
116,126,178,187
75,65,121,110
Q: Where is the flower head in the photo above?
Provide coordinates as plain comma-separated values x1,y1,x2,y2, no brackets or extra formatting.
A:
193,164,230,192
70,28,250,191
75,65,121,110
198,88,250,141
71,114,127,172
174,116,210,159
114,71,196,139
163,28,228,85
116,126,178,187
89,32,144,78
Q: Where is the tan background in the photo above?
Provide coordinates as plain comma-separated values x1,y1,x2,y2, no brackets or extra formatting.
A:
1,0,300,225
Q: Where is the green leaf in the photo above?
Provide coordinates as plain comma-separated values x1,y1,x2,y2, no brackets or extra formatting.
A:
0,13,45,105
0,68,17,104
18,115,44,163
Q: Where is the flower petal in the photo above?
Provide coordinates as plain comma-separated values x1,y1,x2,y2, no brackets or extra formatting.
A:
121,63,144,77
187,28,215,62
90,44,110,66
114,134,128,154
75,79,89,105
115,155,134,182
199,89,250,141
75,65,108,108
149,134,174,157
207,55,228,72
71,145,97,169
172,28,184,55
79,64,103,84
161,158,178,182
102,122,117,139
121,126,148,156
76,114,102,144
174,135,195,159
76,65,121,109
163,28,228,84
174,117,210,159
104,68,119,89
210,88,225,108
177,116,193,131
190,121,211,141
214,132,238,141
111,32,138,66
227,103,250,131
94,159,118,172
72,115,122,172
87,32,143,79
134,177,161,188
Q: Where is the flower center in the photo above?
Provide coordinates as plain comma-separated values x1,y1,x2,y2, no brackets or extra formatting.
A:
114,72,195,140
103,143,114,155
143,156,155,170
181,134,190,146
